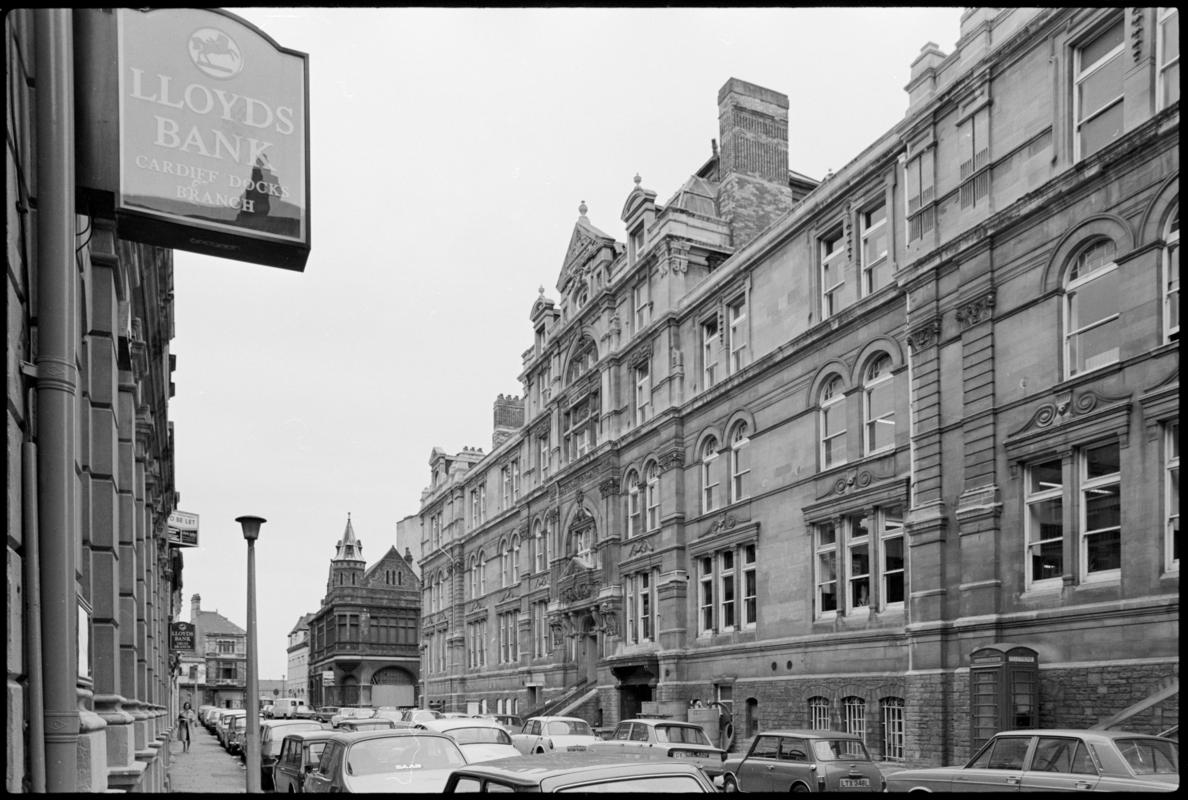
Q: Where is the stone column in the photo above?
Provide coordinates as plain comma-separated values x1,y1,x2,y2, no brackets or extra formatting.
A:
76,687,109,792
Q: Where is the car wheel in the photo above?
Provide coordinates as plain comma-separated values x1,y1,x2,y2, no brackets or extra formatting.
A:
722,775,739,793
791,783,812,792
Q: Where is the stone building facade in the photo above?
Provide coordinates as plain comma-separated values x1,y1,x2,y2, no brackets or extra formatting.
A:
286,613,314,702
414,7,1178,766
6,10,183,790
176,595,250,710
306,517,424,709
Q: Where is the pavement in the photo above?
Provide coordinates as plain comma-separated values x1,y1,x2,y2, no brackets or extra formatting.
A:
166,722,248,793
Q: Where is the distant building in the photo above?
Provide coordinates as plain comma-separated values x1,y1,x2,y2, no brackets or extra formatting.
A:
286,613,315,701
306,516,423,709
180,594,248,709
413,7,1179,766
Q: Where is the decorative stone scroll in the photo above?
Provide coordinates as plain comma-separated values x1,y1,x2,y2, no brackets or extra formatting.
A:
599,478,619,498
658,448,685,473
708,515,740,534
629,343,653,369
627,538,654,558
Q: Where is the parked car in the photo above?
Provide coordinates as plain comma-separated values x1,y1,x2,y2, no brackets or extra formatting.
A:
273,729,337,794
590,717,727,777
260,719,326,790
338,717,398,732
216,709,247,749
312,706,342,724
330,706,376,728
720,729,885,792
418,717,523,762
511,716,601,755
443,752,719,793
387,708,445,728
226,714,250,755
474,713,523,734
884,729,1179,792
303,729,468,793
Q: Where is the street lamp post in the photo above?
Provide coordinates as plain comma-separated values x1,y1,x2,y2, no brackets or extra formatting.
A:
237,515,266,793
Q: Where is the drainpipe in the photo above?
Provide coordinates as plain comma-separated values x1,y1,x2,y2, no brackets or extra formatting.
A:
23,443,46,792
34,8,81,791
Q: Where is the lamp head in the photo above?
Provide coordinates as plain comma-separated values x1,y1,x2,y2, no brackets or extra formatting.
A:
236,515,267,542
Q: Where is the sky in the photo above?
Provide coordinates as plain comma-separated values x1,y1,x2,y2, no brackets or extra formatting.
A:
170,6,966,681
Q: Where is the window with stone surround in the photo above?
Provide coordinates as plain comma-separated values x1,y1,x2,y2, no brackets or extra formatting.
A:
625,470,642,538
624,568,658,644
634,358,652,425
820,375,848,469
695,542,758,635
1025,456,1064,589
958,105,991,209
1073,16,1125,160
813,506,906,618
1164,204,1179,342
532,600,549,657
633,274,652,332
498,611,519,663
860,201,891,294
645,461,660,531
820,226,851,318
863,354,896,455
1064,238,1120,377
532,519,547,572
905,147,935,242
511,533,521,583
701,314,721,389
701,435,720,514
500,540,511,588
727,294,748,374
730,422,751,503
1167,422,1180,572
1158,8,1180,110
478,549,488,596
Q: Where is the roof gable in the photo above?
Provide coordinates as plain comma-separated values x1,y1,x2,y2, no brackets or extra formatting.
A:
557,203,616,294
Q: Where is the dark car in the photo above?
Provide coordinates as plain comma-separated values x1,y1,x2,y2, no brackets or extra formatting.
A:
260,719,326,790
720,729,885,792
273,729,337,794
443,751,719,793
303,729,468,793
885,729,1179,792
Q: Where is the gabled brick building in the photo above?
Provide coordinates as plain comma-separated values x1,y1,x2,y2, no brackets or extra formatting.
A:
306,516,423,709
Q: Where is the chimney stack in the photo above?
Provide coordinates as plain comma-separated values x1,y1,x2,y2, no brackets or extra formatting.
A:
716,78,796,249
492,393,525,450
191,593,201,622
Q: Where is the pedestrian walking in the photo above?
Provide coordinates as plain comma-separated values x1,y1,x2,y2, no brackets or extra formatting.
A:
178,701,196,752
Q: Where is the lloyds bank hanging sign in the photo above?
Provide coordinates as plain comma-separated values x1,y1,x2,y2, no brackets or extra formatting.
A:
76,8,310,271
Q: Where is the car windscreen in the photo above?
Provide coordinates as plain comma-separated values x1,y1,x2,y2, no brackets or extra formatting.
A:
811,739,872,761
447,727,513,746
546,720,593,736
1115,738,1179,775
345,736,467,776
655,725,712,746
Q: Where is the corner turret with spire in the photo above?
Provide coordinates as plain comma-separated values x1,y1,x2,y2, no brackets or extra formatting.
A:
326,513,366,595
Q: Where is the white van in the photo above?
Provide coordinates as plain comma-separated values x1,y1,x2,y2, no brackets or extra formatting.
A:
270,698,301,719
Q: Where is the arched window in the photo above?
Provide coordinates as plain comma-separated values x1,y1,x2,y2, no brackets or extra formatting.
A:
863,355,895,454
625,470,641,538
880,697,906,762
478,550,487,595
645,462,660,531
1065,238,1120,376
500,541,511,588
842,696,867,743
701,436,719,513
808,696,830,730
511,534,521,583
533,520,546,572
730,422,750,503
1164,204,1179,342
436,570,446,611
566,337,598,384
468,555,478,599
820,376,847,468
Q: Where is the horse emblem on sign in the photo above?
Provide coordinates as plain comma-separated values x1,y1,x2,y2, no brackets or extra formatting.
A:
188,27,243,79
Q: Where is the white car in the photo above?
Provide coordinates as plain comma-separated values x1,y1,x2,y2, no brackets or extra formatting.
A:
417,717,522,762
510,716,600,755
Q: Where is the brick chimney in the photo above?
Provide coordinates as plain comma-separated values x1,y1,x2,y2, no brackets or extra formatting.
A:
716,78,796,249
492,393,525,450
191,593,201,623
